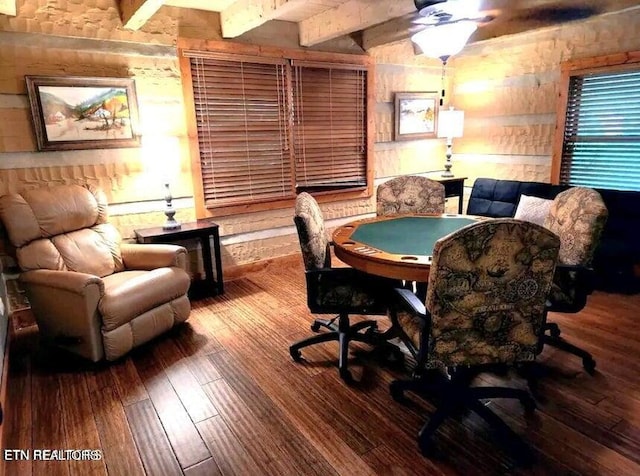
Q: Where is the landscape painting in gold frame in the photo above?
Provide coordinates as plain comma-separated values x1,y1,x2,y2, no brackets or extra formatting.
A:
394,92,438,141
25,75,141,151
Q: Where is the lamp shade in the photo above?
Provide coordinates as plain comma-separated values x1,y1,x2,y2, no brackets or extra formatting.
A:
411,20,477,59
438,108,465,138
141,135,181,183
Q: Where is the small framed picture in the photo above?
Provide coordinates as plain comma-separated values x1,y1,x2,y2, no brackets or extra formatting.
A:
394,92,438,141
25,75,141,151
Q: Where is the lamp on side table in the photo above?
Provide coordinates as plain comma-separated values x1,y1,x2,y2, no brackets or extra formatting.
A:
437,107,465,178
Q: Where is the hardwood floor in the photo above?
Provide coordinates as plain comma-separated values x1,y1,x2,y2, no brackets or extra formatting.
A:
3,256,640,475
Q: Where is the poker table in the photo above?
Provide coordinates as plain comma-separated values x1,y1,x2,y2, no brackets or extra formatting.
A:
332,214,480,282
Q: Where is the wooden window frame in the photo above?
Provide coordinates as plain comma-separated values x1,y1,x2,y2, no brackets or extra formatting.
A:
552,50,640,184
178,38,375,218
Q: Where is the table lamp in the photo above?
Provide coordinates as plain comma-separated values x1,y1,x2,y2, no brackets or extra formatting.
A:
437,107,464,177
142,135,182,230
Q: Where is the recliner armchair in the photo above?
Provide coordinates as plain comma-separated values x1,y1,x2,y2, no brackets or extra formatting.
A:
0,184,191,362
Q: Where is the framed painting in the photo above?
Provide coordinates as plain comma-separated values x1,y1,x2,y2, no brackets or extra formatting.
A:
25,76,141,151
394,92,438,141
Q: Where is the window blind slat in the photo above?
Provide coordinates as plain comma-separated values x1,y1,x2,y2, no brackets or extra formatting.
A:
190,56,294,206
560,70,640,192
292,65,367,189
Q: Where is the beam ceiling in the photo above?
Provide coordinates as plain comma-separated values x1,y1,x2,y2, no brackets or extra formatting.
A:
117,0,640,53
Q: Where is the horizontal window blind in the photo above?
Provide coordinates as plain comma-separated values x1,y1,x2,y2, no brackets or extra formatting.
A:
561,69,640,191
187,52,294,207
292,62,367,191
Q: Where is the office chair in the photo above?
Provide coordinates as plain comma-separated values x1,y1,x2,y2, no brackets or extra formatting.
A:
542,187,608,374
388,219,560,460
377,175,446,299
290,192,396,382
376,175,445,216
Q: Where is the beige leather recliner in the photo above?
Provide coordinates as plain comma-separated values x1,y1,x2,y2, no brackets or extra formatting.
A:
0,184,191,362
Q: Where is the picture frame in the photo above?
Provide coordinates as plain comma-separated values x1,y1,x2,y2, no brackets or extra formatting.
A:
25,75,141,151
394,92,438,141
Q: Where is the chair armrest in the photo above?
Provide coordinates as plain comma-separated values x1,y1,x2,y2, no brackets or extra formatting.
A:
305,267,396,314
121,243,188,271
19,269,105,362
393,287,428,320
20,269,104,296
555,263,596,293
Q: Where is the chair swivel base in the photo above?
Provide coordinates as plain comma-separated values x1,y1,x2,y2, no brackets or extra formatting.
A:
390,373,536,465
543,333,596,374
289,313,378,383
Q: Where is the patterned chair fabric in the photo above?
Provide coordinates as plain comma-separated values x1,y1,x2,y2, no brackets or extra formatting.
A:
543,187,608,307
294,192,390,313
376,176,445,216
397,219,560,368
291,193,395,381
294,192,331,271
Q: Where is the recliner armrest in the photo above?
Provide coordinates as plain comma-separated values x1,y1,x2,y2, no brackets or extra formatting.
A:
20,269,104,296
120,243,188,271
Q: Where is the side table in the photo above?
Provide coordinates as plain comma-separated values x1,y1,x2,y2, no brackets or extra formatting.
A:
134,220,224,299
427,175,467,214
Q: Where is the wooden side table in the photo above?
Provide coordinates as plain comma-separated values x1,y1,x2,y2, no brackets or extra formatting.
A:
427,175,467,214
134,220,224,299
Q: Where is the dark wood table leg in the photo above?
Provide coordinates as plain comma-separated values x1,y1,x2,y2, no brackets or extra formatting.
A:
201,234,215,296
212,228,224,294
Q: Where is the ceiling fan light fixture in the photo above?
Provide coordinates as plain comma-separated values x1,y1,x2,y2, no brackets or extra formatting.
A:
411,20,478,60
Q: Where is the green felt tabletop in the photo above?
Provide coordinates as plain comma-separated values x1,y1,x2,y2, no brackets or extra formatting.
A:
351,216,477,256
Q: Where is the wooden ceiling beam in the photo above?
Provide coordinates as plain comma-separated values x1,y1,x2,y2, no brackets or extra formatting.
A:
119,0,165,30
299,0,416,47
0,0,16,16
221,0,301,38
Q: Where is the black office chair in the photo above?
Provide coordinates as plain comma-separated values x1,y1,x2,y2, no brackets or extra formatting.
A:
542,187,608,374
289,192,396,382
388,219,560,461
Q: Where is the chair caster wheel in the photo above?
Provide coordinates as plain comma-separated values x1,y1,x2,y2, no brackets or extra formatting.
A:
583,358,596,375
311,322,321,332
418,435,435,457
521,395,537,414
390,380,406,402
290,348,302,362
339,368,354,384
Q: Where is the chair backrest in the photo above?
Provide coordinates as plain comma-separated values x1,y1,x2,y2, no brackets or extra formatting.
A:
376,176,445,216
0,184,124,277
294,192,331,271
543,187,608,310
425,219,560,368
543,187,608,267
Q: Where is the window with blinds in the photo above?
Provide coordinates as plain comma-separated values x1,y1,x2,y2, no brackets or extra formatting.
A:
186,51,294,208
560,68,640,191
292,62,367,192
182,47,371,213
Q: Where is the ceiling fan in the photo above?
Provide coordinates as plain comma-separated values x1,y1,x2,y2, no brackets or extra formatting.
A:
411,0,604,42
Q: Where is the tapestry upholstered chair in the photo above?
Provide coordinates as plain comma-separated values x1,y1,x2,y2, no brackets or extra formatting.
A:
376,175,445,216
290,192,396,382
542,187,608,374
0,184,191,362
388,219,560,459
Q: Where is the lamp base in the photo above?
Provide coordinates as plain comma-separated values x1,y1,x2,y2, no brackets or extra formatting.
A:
163,218,181,231
441,170,454,178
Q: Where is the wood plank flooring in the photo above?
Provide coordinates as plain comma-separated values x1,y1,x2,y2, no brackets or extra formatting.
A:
3,255,640,475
